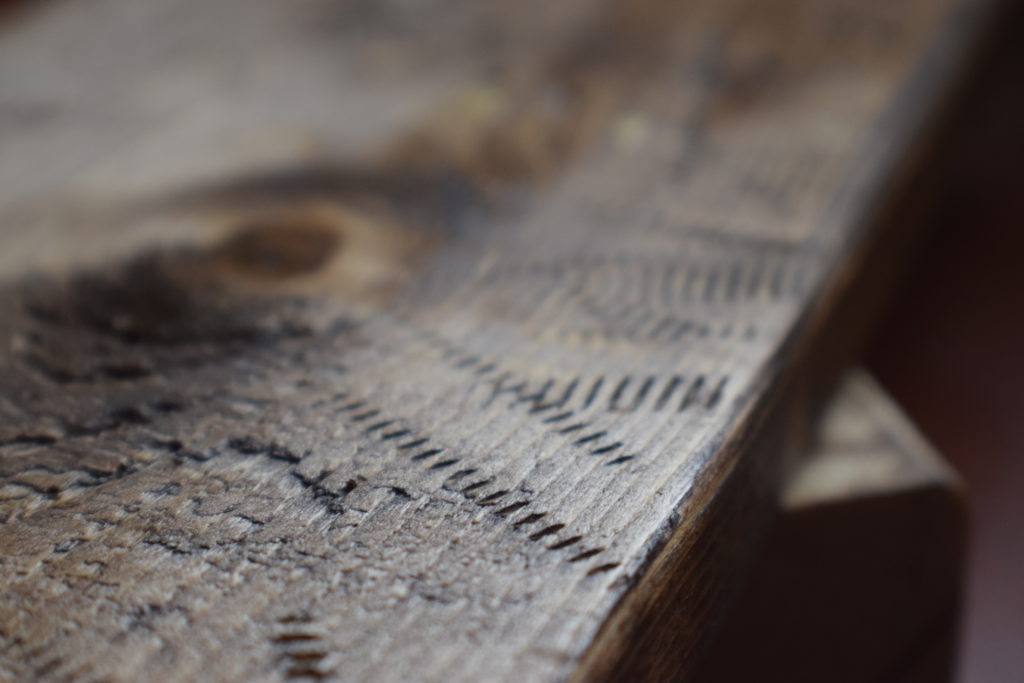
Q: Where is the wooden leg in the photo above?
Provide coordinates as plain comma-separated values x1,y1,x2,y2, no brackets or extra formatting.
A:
697,371,965,683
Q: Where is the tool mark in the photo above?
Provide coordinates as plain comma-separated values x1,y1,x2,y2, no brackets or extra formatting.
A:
679,375,706,411
529,524,565,542
494,501,529,517
573,432,606,446
586,562,621,577
654,375,683,410
274,616,329,680
476,490,509,506
429,459,460,470
363,420,395,433
548,536,583,550
513,513,547,528
568,548,604,563
411,449,444,461
446,469,478,482
582,377,605,410
705,376,729,410
461,478,492,495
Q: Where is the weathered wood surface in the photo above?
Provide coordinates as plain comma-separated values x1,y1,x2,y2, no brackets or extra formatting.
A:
0,0,993,680
698,370,965,682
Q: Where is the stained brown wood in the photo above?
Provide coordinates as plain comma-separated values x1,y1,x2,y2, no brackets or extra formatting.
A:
698,371,965,682
0,1,994,681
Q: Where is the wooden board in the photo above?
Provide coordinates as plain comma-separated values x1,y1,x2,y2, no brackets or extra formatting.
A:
0,1,993,680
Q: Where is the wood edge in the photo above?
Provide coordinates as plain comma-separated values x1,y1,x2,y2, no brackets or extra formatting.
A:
569,2,999,675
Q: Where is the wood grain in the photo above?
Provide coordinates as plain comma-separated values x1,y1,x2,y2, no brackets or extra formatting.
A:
0,0,994,680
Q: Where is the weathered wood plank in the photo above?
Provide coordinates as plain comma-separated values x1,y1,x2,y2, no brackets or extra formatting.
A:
0,1,993,680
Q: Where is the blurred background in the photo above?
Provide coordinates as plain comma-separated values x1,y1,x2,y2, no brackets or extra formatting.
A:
868,2,1024,681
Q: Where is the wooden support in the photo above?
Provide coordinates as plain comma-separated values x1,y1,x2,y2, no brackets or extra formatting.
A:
698,371,965,683
0,1,994,680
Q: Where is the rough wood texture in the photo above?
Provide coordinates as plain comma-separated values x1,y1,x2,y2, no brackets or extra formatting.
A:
698,370,965,682
0,1,993,680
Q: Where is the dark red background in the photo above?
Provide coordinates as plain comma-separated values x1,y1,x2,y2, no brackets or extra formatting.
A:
869,3,1024,680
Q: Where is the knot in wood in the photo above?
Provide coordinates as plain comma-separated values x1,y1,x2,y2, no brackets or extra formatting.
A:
214,214,342,280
